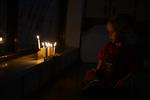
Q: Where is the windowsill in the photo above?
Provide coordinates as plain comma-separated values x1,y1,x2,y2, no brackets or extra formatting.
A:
0,47,79,85
0,48,38,63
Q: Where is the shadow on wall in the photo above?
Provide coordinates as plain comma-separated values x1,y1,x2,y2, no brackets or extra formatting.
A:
81,25,109,63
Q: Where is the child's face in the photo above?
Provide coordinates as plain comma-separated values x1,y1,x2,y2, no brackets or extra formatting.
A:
106,22,118,43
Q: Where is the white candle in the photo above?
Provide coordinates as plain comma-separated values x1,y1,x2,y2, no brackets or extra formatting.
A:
41,42,46,58
47,43,51,56
45,42,48,47
53,42,57,55
45,42,49,58
50,43,53,56
36,35,41,49
42,42,45,48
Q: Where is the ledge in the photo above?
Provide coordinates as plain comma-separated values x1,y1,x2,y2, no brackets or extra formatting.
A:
0,48,38,63
0,47,80,100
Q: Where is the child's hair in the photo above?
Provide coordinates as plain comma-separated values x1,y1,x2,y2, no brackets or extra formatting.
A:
108,14,134,35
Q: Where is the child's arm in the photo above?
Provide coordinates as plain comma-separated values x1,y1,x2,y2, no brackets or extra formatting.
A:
96,60,103,70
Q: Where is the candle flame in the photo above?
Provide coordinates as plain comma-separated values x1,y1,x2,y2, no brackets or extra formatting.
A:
47,43,50,47
50,43,53,47
36,35,39,39
45,42,48,47
42,42,45,47
54,42,57,47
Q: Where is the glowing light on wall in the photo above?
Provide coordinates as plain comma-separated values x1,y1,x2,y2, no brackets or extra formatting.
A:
0,37,4,44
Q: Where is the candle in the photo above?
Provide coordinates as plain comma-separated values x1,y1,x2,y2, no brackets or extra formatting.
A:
36,35,41,49
37,43,46,59
40,42,46,58
42,42,45,48
40,47,46,58
47,43,51,56
53,42,57,55
50,43,53,56
45,42,48,58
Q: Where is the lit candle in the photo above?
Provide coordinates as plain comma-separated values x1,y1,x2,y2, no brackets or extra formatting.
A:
45,42,48,58
47,43,51,56
50,43,53,56
41,42,46,58
53,42,57,55
42,42,45,48
36,35,41,49
37,42,45,59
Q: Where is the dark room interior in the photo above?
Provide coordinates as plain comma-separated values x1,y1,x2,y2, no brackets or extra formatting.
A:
0,0,150,100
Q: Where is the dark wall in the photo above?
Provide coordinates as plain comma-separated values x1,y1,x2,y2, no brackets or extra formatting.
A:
0,0,62,54
81,0,150,62
82,0,150,31
0,0,7,54
6,0,18,52
18,0,60,49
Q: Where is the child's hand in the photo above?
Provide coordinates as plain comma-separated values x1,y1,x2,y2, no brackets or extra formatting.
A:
84,69,97,81
91,68,97,72
115,80,124,88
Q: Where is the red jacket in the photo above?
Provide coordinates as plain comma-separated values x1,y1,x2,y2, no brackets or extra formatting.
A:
98,42,139,82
